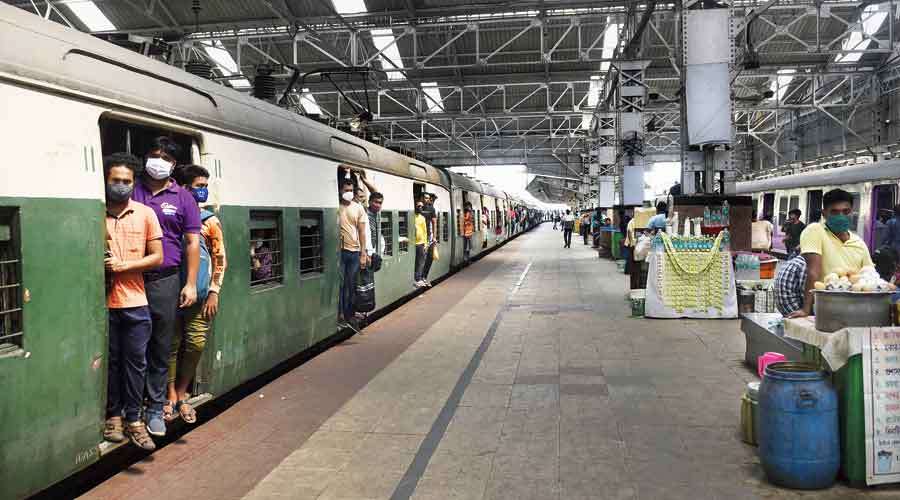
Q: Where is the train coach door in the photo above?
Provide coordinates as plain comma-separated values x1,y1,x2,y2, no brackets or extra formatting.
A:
762,193,775,220
871,184,897,250
807,190,823,223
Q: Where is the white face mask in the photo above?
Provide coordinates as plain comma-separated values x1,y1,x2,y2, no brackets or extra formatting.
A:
341,191,355,202
145,157,173,180
254,240,264,249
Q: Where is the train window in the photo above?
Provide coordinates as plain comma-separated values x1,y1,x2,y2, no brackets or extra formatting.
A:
777,196,789,226
298,210,324,276
381,211,394,256
442,212,449,242
398,212,410,254
249,211,283,287
0,208,23,355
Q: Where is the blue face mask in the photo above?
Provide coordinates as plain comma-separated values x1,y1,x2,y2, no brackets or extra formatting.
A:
826,214,851,233
191,187,209,203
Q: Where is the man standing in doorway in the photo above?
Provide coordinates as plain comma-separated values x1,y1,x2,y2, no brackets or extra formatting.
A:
103,153,163,450
419,193,438,287
561,209,575,248
463,202,475,261
338,179,368,328
132,137,200,438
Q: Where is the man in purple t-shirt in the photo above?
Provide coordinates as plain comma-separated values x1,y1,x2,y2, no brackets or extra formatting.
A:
131,136,200,437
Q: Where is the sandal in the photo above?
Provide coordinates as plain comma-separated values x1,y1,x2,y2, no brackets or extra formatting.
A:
176,400,197,424
163,401,177,423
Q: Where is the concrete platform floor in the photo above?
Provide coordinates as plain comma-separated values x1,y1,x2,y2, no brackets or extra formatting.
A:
84,225,900,500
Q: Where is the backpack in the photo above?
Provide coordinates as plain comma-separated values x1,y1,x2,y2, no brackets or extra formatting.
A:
181,209,215,302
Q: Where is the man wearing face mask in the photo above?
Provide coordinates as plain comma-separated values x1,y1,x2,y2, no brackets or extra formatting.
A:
338,179,368,328
167,164,227,424
788,188,873,318
102,153,163,450
131,137,201,437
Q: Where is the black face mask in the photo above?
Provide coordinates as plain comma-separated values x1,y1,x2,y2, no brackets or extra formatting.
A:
106,183,133,203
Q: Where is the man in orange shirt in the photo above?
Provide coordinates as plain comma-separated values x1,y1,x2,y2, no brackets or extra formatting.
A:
102,153,164,451
463,202,475,261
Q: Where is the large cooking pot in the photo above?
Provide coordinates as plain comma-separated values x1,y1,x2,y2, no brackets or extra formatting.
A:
813,290,892,332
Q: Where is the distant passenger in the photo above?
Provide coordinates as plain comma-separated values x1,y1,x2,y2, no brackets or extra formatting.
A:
648,202,668,233
133,137,201,438
580,212,591,245
789,189,873,318
250,233,273,282
751,212,774,252
102,153,163,451
367,191,384,260
561,209,575,248
338,180,368,328
591,208,604,247
781,209,805,259
463,202,475,261
414,201,429,287
419,193,438,286
167,165,227,424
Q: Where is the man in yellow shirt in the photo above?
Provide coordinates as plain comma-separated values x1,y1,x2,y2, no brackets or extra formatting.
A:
789,188,873,318
338,180,368,327
414,201,429,288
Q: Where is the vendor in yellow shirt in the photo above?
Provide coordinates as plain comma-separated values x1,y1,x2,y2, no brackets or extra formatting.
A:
789,188,873,318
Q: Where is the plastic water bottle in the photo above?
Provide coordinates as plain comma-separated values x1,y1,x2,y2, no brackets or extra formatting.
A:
723,201,730,226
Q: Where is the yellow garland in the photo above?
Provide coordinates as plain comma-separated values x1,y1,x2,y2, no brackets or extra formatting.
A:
659,231,726,275
659,231,728,312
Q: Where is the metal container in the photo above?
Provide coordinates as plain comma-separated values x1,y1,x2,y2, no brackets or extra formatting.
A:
813,290,892,332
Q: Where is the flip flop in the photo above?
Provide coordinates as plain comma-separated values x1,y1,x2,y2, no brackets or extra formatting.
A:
163,401,177,423
175,400,197,424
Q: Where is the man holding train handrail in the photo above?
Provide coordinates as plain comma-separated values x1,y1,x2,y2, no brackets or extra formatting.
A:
787,188,873,319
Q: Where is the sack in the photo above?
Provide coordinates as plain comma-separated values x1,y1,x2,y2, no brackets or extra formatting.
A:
370,253,383,272
634,234,652,262
180,209,215,301
432,245,440,261
355,267,376,313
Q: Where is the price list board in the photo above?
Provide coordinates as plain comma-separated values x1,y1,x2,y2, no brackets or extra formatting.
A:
863,328,900,485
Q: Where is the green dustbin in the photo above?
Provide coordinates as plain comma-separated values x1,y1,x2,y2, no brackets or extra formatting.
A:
802,345,866,486
611,232,623,260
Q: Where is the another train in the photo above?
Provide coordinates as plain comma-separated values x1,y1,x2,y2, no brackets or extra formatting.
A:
0,6,543,498
735,160,900,255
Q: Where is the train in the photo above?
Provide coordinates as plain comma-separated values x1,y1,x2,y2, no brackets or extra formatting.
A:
735,160,900,255
0,5,544,499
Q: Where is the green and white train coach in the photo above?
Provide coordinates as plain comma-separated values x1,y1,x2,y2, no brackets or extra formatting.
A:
0,5,542,499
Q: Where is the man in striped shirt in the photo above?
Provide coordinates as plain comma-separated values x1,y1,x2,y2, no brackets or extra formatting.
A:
774,255,807,316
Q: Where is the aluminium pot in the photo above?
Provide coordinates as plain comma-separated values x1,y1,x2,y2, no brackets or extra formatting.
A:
813,290,891,333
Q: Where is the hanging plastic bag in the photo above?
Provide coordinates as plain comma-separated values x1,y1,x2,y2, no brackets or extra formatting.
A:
432,244,440,261
634,234,652,262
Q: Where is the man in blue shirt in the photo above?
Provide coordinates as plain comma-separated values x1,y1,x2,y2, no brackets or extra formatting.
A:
647,202,668,232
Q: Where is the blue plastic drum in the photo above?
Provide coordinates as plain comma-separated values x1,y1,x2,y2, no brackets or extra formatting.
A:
758,362,840,489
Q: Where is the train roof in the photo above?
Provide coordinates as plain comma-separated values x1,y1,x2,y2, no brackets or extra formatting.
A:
0,4,446,187
735,159,900,194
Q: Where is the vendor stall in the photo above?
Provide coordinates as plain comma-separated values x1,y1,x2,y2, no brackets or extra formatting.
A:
644,230,738,319
779,284,898,486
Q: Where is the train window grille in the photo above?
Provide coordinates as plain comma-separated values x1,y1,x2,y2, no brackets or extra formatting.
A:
442,212,449,242
298,210,323,276
398,212,409,253
0,208,22,354
456,209,462,236
381,211,394,256
249,211,284,287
